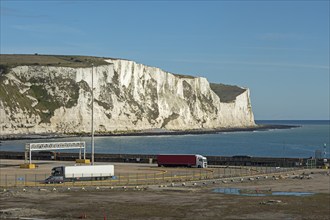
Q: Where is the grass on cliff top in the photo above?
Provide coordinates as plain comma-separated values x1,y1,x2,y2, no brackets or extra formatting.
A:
0,54,246,103
0,54,110,69
210,83,246,103
172,73,196,79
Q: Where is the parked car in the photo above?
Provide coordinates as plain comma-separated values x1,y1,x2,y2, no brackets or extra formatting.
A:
44,175,64,184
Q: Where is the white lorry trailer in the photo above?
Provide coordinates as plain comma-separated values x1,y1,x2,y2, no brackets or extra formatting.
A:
45,165,114,183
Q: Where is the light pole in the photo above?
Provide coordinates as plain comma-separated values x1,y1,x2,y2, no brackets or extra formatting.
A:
91,64,95,165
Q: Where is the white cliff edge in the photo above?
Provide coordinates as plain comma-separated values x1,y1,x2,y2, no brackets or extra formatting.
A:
0,58,255,135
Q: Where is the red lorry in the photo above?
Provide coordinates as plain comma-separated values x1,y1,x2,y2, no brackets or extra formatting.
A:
157,154,208,168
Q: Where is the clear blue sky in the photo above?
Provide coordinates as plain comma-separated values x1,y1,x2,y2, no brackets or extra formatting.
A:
1,1,329,120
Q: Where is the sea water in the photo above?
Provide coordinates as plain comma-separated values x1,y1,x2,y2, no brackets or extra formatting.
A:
213,188,315,197
1,120,329,158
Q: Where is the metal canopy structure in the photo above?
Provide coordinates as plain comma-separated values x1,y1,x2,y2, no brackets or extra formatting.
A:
24,141,86,164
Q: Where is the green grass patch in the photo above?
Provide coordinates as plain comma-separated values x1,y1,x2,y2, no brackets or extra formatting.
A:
210,83,246,103
0,77,36,118
0,54,110,68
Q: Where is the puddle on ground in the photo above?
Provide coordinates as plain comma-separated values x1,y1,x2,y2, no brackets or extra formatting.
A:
213,188,315,197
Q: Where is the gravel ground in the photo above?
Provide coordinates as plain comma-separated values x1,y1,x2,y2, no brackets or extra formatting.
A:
0,160,329,219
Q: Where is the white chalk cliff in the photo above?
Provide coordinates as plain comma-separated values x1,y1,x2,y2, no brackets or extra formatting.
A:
0,58,255,136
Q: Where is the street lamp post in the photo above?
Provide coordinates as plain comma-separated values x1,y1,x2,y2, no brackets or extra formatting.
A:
91,64,95,165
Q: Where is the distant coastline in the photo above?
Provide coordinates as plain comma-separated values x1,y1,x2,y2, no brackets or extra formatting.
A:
0,124,299,141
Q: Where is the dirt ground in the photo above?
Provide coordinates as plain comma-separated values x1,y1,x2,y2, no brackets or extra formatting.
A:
0,160,329,219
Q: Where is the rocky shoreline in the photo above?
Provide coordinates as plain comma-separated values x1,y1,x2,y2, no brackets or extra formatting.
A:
0,124,298,141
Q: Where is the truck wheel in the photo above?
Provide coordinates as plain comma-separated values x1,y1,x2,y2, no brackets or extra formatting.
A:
198,165,201,168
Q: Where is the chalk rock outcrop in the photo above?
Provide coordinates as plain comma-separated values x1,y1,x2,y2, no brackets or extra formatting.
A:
0,58,255,135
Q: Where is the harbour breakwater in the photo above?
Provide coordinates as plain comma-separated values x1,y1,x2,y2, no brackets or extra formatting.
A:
0,151,325,168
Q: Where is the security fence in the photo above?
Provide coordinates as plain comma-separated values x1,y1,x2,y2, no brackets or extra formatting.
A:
0,166,300,188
